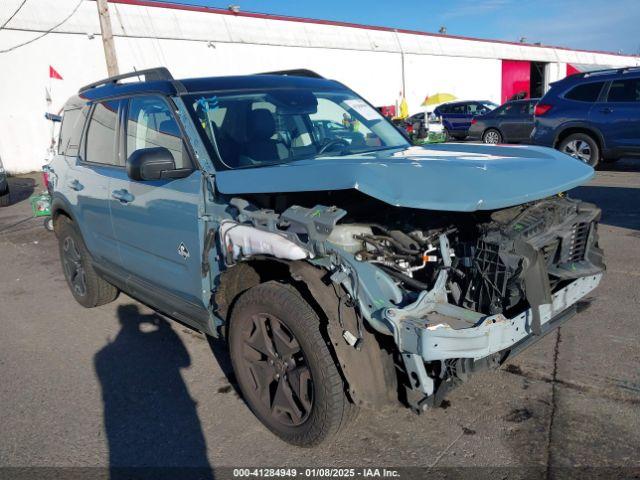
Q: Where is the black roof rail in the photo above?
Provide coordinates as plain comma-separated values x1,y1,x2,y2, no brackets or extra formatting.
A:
579,65,640,78
78,67,174,93
257,69,324,79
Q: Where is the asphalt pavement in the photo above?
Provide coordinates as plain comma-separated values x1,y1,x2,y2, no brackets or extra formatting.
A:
0,160,638,478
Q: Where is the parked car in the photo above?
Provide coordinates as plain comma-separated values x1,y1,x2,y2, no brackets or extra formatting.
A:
433,100,498,140
0,157,10,207
531,67,640,167
468,99,539,144
48,68,604,446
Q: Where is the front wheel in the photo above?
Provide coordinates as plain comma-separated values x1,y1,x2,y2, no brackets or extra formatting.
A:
558,133,600,167
229,281,353,446
483,128,502,144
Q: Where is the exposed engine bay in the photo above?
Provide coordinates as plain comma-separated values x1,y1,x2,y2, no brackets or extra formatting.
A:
222,191,603,318
216,191,604,410
330,196,604,320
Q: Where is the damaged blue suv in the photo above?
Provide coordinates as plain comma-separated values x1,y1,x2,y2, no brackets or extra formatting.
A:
47,68,605,446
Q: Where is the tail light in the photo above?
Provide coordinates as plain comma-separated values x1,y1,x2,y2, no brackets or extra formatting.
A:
534,104,553,116
471,118,478,125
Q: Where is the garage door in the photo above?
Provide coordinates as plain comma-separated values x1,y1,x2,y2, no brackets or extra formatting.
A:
501,60,530,103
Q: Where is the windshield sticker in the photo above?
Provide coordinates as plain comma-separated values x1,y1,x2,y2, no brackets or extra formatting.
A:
344,99,379,121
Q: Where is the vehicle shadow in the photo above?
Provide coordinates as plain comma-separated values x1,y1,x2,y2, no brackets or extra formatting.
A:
5,176,36,205
206,336,240,396
94,304,214,480
570,184,640,231
597,157,640,173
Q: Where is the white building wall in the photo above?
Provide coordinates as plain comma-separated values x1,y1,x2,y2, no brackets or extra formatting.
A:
0,0,638,173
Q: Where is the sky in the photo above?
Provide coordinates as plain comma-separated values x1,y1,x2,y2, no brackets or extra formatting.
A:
156,0,640,55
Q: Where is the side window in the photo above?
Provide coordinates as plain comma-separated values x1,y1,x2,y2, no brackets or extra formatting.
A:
84,100,121,165
126,96,188,169
606,78,640,102
497,103,515,116
468,103,488,115
58,106,89,156
450,105,466,114
564,82,605,102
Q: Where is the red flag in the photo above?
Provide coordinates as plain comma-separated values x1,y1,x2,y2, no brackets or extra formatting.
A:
49,66,63,80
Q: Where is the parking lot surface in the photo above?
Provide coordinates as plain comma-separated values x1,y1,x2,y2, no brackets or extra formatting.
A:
1,160,639,476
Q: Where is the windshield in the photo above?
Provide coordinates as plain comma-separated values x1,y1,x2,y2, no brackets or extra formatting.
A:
186,88,409,169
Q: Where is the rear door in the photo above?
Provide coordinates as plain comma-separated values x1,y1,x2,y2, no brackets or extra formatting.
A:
590,76,640,155
108,94,210,326
501,101,535,142
447,104,469,133
494,102,520,142
67,100,124,267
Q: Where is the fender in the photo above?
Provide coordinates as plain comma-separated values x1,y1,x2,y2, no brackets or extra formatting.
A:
554,121,608,151
288,261,398,410
51,192,79,227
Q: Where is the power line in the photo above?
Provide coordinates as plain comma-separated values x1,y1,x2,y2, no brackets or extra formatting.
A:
0,0,84,54
0,0,29,30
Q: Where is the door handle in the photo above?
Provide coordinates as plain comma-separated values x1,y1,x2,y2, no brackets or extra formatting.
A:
600,107,613,114
68,179,83,191
111,189,135,204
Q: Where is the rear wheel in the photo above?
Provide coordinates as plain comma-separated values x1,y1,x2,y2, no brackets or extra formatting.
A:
483,128,502,144
56,215,118,308
0,188,9,207
229,281,353,446
558,133,600,167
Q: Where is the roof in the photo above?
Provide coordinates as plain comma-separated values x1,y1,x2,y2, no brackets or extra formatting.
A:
78,72,345,102
111,0,640,60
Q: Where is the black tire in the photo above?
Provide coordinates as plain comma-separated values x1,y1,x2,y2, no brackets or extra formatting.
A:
444,129,453,142
229,281,353,446
56,215,118,308
483,128,502,144
558,133,600,167
0,189,10,207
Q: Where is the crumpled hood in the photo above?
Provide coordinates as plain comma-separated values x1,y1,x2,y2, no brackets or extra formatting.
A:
215,143,594,212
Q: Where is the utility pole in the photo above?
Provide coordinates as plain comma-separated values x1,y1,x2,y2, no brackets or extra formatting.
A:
96,0,120,76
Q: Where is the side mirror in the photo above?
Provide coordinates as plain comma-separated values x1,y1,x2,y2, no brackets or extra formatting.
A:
127,147,190,181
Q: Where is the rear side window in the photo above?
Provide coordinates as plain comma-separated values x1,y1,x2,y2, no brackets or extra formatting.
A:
564,82,605,102
84,100,122,165
607,78,640,102
58,106,89,156
449,104,466,114
126,96,188,169
496,103,517,116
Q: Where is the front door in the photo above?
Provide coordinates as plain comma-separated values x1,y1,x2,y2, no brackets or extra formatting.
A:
590,77,640,155
109,94,209,326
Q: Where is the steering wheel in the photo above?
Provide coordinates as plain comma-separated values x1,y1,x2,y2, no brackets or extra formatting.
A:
318,138,350,154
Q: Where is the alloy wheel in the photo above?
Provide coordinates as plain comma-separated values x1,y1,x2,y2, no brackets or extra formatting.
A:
240,313,313,426
563,140,592,164
483,130,500,144
62,236,87,297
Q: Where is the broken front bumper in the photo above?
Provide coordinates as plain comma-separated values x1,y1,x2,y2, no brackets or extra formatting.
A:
386,273,602,398
409,273,602,362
